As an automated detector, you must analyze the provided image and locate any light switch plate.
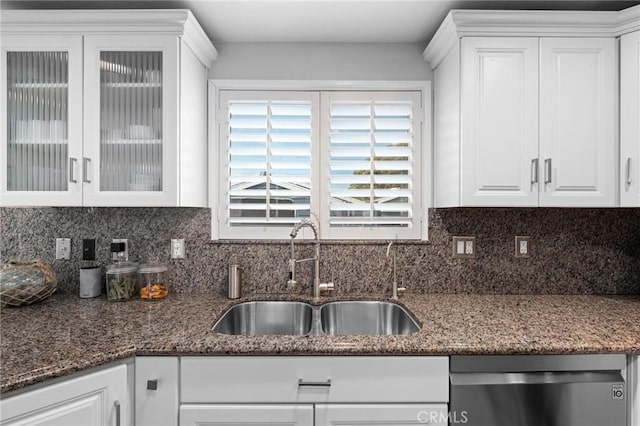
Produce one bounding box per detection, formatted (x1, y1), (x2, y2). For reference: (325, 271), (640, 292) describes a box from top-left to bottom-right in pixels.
(55, 238), (71, 260)
(515, 236), (530, 258)
(452, 236), (475, 259)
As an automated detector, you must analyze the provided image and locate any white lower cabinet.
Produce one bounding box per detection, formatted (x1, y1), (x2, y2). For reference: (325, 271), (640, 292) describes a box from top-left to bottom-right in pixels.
(179, 404), (447, 426)
(135, 357), (179, 426)
(180, 405), (314, 426)
(0, 364), (130, 426)
(316, 404), (448, 426)
(177, 356), (449, 426)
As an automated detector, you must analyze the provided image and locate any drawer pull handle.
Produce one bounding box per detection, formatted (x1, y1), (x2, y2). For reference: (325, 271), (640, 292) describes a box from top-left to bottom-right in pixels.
(298, 378), (332, 387)
(626, 157), (632, 185)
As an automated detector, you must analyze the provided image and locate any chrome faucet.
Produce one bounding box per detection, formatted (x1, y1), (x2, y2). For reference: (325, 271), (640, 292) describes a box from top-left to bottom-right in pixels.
(386, 242), (406, 300)
(288, 219), (334, 301)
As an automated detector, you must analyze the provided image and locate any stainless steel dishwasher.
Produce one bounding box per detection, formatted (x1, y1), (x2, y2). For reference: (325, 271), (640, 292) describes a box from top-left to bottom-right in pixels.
(450, 354), (627, 426)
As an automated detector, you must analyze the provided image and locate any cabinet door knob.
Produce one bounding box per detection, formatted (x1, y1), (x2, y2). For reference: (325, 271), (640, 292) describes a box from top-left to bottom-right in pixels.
(626, 157), (632, 185)
(147, 379), (158, 390)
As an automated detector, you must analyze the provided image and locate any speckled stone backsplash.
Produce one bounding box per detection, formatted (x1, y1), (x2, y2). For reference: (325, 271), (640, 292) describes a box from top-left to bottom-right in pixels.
(1, 207), (639, 295)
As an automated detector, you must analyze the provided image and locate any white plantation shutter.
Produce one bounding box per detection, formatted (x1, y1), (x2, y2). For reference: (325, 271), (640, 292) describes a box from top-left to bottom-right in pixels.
(219, 91), (319, 239)
(216, 89), (424, 240)
(321, 91), (422, 239)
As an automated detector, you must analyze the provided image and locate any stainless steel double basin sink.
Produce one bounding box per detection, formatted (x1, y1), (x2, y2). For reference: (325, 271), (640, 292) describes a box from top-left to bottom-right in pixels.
(212, 300), (420, 336)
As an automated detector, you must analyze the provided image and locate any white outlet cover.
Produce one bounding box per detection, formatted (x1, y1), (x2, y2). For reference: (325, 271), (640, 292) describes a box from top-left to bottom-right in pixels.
(465, 240), (474, 255)
(515, 236), (530, 258)
(452, 236), (476, 259)
(171, 239), (185, 259)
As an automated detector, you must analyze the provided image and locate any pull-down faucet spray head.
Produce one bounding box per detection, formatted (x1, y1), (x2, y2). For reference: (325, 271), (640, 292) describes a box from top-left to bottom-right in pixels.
(290, 219), (318, 240)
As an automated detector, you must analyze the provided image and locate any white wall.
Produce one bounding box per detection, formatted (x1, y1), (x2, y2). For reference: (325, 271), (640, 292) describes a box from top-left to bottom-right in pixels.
(210, 42), (433, 81)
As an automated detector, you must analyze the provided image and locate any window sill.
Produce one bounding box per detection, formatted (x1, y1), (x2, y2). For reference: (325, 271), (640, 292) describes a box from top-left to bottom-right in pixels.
(207, 239), (431, 245)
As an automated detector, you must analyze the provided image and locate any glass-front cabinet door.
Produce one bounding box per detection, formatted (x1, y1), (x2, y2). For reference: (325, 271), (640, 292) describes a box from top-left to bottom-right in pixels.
(1, 35), (83, 206)
(83, 35), (178, 206)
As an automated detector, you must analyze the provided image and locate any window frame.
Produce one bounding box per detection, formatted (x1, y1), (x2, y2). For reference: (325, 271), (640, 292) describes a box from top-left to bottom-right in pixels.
(209, 80), (431, 241)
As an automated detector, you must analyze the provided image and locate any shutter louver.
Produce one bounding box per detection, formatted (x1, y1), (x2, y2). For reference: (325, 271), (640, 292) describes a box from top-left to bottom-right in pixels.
(227, 99), (312, 226)
(328, 100), (414, 228)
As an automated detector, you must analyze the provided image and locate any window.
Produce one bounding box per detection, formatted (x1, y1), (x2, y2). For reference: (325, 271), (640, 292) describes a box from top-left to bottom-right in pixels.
(214, 88), (426, 240)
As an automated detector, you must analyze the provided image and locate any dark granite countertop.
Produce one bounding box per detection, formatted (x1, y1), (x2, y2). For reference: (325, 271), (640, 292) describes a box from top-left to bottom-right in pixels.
(1, 292), (639, 394)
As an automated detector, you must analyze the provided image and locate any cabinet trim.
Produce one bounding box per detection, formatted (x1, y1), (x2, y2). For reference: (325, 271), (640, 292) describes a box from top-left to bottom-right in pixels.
(424, 6), (640, 69)
(0, 10), (217, 66)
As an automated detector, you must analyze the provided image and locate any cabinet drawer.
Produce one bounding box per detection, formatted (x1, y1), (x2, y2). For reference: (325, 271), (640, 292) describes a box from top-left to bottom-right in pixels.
(180, 356), (448, 403)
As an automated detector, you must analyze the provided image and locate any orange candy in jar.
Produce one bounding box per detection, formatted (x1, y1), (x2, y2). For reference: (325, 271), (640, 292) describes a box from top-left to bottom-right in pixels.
(138, 264), (169, 300)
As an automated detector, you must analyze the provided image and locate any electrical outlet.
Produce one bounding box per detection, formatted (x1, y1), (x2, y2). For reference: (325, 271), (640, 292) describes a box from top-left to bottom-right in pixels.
(171, 239), (185, 259)
(55, 238), (71, 260)
(112, 239), (129, 261)
(452, 236), (475, 259)
(515, 236), (530, 258)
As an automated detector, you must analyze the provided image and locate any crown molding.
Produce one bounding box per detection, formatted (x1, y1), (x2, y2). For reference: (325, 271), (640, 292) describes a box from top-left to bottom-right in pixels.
(618, 4), (640, 36)
(1, 9), (217, 66)
(422, 12), (457, 70)
(423, 7), (639, 69)
(182, 10), (218, 66)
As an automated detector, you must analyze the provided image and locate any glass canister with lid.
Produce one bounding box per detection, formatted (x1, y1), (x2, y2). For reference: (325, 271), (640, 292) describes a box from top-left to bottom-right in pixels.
(138, 263), (169, 300)
(106, 262), (139, 301)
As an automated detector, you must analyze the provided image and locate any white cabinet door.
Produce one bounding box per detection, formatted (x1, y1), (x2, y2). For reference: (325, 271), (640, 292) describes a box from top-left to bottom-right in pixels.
(0, 35), (83, 206)
(83, 35), (179, 206)
(315, 404), (449, 426)
(621, 31), (640, 207)
(0, 364), (129, 426)
(135, 357), (179, 426)
(460, 37), (539, 206)
(179, 405), (314, 426)
(539, 38), (616, 207)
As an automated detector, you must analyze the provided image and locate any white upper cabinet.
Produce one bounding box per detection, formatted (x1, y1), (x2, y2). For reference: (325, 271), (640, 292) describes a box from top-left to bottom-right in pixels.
(621, 30), (640, 207)
(539, 38), (616, 207)
(425, 8), (637, 208)
(0, 35), (84, 206)
(83, 35), (179, 206)
(0, 10), (217, 207)
(460, 37), (539, 206)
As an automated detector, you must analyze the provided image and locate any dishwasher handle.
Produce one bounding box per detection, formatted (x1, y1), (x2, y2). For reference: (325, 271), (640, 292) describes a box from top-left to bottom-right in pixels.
(450, 370), (624, 386)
